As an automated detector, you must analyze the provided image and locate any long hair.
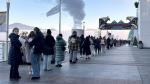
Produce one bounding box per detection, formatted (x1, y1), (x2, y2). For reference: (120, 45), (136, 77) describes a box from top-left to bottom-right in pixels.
(27, 31), (34, 39)
(34, 27), (41, 34)
(12, 27), (19, 33)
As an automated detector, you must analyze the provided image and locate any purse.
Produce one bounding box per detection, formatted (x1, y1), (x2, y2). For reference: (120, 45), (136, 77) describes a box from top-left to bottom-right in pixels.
(58, 41), (66, 51)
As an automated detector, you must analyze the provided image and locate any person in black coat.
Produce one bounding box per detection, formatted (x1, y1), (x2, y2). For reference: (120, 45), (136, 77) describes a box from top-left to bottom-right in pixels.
(107, 37), (111, 50)
(95, 38), (100, 54)
(79, 34), (85, 58)
(8, 28), (23, 79)
(43, 29), (55, 71)
(82, 36), (91, 59)
(29, 27), (45, 79)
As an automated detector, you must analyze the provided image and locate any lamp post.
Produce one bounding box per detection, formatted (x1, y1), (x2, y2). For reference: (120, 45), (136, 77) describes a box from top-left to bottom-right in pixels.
(134, 1), (139, 42)
(83, 22), (85, 35)
(6, 0), (10, 61)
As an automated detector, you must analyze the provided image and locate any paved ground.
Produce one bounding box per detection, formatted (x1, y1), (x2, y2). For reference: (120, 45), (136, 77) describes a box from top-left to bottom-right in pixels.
(0, 44), (150, 84)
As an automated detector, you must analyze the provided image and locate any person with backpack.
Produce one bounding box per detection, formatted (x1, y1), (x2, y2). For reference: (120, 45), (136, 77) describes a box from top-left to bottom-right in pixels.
(29, 27), (45, 79)
(68, 31), (81, 63)
(55, 34), (66, 67)
(101, 37), (106, 53)
(43, 29), (55, 70)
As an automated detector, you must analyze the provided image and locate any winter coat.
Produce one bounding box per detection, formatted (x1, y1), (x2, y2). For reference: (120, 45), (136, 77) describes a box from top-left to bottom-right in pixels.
(80, 35), (84, 48)
(110, 40), (114, 44)
(107, 38), (111, 44)
(94, 39), (100, 48)
(55, 35), (66, 61)
(82, 38), (91, 55)
(8, 33), (23, 65)
(68, 35), (81, 50)
(43, 35), (55, 55)
(29, 32), (45, 54)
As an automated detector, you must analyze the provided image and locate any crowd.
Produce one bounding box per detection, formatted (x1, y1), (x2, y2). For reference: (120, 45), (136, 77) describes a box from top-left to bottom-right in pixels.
(8, 27), (126, 80)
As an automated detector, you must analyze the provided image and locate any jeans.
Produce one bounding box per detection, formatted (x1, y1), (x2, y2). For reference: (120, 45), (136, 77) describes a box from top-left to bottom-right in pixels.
(90, 45), (95, 54)
(101, 45), (105, 53)
(55, 61), (62, 65)
(31, 52), (42, 77)
(43, 55), (52, 70)
(10, 65), (19, 78)
(70, 50), (78, 62)
(99, 45), (101, 51)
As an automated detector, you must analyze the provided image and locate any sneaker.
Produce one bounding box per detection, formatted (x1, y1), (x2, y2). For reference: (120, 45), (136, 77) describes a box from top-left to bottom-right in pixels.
(29, 71), (33, 74)
(56, 65), (59, 67)
(47, 69), (52, 71)
(69, 60), (72, 63)
(31, 77), (40, 79)
(72, 62), (76, 63)
(88, 57), (91, 59)
(85, 58), (87, 60)
(58, 64), (62, 67)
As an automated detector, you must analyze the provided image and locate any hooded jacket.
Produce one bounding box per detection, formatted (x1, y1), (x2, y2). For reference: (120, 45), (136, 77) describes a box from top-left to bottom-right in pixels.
(43, 30), (55, 55)
(8, 33), (23, 65)
(68, 32), (81, 50)
(29, 32), (45, 54)
(55, 35), (66, 61)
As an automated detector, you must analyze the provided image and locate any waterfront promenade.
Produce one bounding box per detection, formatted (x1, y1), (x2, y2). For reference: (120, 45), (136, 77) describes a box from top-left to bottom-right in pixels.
(0, 44), (150, 84)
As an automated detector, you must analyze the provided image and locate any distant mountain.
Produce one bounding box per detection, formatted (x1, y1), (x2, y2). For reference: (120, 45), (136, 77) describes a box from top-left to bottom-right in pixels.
(42, 28), (57, 31)
(9, 23), (35, 30)
(86, 29), (97, 31)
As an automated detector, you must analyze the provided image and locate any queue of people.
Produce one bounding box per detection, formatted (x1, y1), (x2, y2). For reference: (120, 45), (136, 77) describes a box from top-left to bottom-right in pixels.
(8, 27), (120, 80)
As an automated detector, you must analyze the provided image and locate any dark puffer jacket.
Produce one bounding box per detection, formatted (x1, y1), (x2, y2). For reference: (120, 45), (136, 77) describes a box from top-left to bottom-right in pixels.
(8, 33), (23, 65)
(43, 34), (55, 55)
(80, 35), (84, 48)
(29, 32), (45, 54)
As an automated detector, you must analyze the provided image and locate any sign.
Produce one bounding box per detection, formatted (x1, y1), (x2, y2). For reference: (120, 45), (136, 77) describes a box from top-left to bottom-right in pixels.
(0, 12), (6, 32)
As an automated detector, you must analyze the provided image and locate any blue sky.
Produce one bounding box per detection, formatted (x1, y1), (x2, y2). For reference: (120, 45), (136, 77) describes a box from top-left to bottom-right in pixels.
(0, 0), (137, 31)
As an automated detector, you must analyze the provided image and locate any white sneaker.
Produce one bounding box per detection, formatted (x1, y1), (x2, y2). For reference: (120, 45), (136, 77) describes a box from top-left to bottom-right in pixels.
(29, 71), (33, 74)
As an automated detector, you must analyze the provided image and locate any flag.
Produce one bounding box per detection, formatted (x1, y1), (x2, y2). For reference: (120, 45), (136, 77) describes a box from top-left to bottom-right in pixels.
(47, 4), (60, 17)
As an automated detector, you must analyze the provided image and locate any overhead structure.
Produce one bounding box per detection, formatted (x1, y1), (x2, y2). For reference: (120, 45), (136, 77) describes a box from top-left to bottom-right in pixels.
(99, 16), (138, 30)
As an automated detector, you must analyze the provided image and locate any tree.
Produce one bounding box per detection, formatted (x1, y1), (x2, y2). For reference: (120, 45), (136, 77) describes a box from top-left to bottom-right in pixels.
(133, 36), (138, 46)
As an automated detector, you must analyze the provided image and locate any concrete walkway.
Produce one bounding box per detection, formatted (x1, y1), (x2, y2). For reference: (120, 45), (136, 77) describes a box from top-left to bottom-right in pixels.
(0, 44), (150, 84)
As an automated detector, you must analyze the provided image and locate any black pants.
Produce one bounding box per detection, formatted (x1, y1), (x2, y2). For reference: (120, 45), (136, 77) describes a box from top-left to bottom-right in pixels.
(95, 47), (99, 54)
(107, 44), (110, 50)
(10, 65), (19, 78)
(80, 47), (85, 55)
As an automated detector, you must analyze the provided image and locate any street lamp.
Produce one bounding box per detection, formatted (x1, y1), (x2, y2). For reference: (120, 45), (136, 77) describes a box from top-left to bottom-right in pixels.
(83, 22), (85, 30)
(6, 0), (10, 61)
(134, 1), (139, 8)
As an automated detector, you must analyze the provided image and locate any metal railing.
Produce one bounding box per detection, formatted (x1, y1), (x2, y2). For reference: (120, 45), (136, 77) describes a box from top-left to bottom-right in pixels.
(0, 41), (10, 62)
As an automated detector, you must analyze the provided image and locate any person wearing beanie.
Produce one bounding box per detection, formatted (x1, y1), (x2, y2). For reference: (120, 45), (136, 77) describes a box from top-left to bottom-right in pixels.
(43, 29), (55, 71)
(68, 31), (81, 63)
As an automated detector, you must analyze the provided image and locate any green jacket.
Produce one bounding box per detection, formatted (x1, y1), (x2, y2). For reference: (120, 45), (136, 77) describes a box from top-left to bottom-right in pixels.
(55, 35), (66, 61)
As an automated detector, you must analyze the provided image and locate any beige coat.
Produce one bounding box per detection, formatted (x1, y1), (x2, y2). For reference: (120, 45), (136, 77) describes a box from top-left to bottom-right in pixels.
(25, 38), (33, 63)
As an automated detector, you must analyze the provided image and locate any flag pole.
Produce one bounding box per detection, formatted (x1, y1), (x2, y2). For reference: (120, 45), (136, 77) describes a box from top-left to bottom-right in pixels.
(59, 0), (61, 34)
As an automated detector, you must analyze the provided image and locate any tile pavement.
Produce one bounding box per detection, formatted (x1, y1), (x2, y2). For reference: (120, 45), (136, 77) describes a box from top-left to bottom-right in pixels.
(0, 44), (149, 84)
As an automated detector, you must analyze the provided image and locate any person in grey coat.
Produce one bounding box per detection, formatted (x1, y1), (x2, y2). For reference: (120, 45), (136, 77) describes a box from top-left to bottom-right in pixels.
(55, 34), (66, 67)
